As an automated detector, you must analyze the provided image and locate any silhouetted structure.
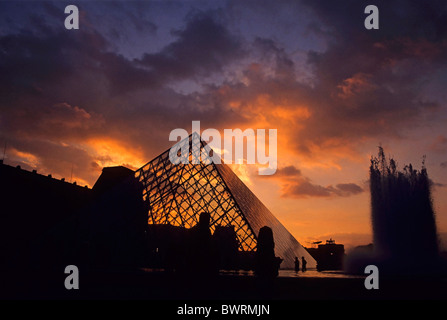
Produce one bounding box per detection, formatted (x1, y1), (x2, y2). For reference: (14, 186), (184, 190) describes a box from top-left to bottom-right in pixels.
(145, 218), (248, 273)
(186, 211), (218, 276)
(135, 133), (316, 269)
(84, 166), (148, 269)
(0, 163), (147, 276)
(306, 239), (345, 271)
(214, 225), (239, 270)
(0, 132), (316, 289)
(0, 162), (91, 272)
(255, 226), (282, 278)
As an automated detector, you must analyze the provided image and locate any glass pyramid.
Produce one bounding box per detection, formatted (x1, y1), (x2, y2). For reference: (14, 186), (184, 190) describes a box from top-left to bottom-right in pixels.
(135, 133), (316, 269)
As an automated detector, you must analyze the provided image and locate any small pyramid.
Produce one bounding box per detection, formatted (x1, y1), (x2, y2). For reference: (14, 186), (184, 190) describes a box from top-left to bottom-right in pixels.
(136, 133), (316, 269)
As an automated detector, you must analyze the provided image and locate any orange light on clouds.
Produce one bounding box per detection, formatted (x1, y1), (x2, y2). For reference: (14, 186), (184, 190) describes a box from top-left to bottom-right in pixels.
(85, 137), (146, 171)
(8, 148), (40, 168)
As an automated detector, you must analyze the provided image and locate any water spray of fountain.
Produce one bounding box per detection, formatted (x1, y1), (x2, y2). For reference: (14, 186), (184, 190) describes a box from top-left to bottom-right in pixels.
(346, 147), (443, 275)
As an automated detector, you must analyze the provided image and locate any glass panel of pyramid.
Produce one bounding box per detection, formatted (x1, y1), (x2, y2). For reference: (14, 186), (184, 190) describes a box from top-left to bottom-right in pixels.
(135, 132), (316, 269)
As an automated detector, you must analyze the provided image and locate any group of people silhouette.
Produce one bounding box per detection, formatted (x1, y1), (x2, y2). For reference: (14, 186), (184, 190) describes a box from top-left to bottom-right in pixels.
(294, 256), (307, 272)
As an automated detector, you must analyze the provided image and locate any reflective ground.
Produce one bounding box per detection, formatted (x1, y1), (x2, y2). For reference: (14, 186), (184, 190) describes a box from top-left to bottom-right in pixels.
(218, 269), (364, 278)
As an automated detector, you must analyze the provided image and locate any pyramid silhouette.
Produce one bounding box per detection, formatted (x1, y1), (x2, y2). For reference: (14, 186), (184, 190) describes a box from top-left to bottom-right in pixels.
(136, 133), (316, 269)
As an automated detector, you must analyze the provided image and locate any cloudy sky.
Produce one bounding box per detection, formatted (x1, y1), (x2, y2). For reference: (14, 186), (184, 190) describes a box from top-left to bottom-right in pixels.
(1, 0), (447, 249)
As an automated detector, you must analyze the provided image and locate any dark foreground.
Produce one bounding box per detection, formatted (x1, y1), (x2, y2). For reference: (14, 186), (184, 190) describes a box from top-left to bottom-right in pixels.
(2, 269), (447, 300)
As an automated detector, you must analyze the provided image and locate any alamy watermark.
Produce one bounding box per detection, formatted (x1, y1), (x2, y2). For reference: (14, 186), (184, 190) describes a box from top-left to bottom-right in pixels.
(168, 121), (277, 175)
(364, 265), (379, 290)
(64, 265), (79, 290)
(63, 4), (378, 31)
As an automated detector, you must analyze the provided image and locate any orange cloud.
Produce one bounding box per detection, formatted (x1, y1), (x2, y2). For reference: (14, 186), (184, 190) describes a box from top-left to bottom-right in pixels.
(7, 148), (40, 168)
(85, 137), (146, 171)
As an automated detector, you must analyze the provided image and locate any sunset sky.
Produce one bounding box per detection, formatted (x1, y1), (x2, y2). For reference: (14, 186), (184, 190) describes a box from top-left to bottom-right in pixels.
(1, 0), (447, 250)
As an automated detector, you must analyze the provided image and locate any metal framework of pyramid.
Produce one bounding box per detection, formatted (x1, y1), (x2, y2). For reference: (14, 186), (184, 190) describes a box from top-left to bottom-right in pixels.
(135, 133), (316, 269)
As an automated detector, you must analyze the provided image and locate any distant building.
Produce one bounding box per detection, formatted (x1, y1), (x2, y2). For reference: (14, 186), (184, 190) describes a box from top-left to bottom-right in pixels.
(306, 239), (345, 271)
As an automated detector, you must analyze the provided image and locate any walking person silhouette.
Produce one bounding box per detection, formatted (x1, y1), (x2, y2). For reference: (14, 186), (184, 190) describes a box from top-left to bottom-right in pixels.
(294, 257), (300, 272)
(301, 256), (307, 272)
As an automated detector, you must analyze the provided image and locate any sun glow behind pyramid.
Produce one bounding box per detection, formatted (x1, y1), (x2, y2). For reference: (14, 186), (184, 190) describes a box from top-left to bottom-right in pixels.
(135, 133), (316, 269)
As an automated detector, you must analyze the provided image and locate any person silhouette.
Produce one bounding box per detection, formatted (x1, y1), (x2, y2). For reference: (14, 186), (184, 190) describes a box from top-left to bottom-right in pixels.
(301, 256), (307, 272)
(294, 256), (300, 272)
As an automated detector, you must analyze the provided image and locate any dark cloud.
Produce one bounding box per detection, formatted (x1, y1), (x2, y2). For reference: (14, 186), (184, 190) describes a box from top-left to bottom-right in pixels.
(429, 179), (446, 189)
(302, 0), (447, 42)
(137, 11), (245, 82)
(0, 6), (249, 185)
(335, 183), (364, 195)
(281, 179), (364, 199)
(281, 0), (446, 156)
(200, 0), (447, 161)
(264, 165), (364, 198)
(274, 165), (302, 177)
(282, 179), (332, 198)
(0, 8), (243, 101)
(253, 37), (295, 80)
